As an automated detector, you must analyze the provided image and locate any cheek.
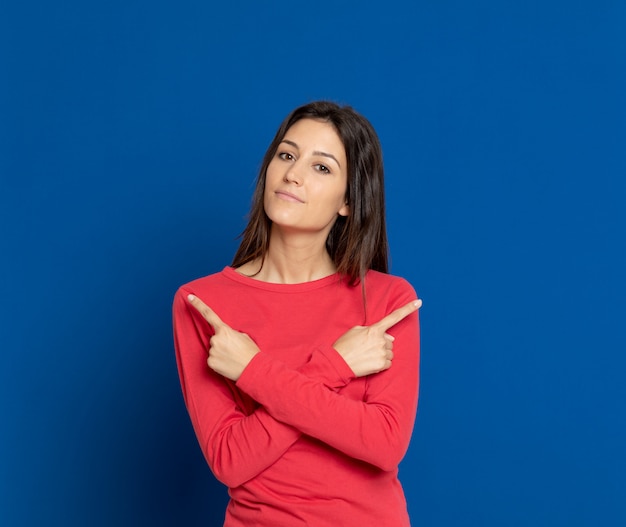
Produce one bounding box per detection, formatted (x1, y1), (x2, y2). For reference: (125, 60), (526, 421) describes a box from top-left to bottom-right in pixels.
(264, 164), (276, 185)
(308, 188), (347, 219)
(324, 181), (348, 210)
(263, 165), (278, 197)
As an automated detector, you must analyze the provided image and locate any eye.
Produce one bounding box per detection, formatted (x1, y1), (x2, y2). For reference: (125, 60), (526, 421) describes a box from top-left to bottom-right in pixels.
(314, 164), (331, 174)
(278, 152), (295, 161)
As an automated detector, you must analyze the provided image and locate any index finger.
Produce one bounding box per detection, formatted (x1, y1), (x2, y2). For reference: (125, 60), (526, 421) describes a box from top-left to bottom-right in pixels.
(187, 294), (225, 329)
(372, 299), (422, 332)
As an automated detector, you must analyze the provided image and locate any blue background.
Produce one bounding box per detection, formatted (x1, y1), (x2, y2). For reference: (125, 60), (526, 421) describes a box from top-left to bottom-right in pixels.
(2, 1), (625, 525)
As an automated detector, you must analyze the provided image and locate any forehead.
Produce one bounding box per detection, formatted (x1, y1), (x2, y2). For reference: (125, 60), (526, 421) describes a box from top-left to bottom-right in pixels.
(283, 119), (345, 158)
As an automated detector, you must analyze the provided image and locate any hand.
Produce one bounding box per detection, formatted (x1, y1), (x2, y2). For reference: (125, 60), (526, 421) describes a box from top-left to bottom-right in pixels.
(332, 299), (422, 377)
(187, 294), (260, 381)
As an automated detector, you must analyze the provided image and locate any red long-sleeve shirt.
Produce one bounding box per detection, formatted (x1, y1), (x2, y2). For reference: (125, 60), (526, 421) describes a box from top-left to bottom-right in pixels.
(173, 266), (420, 526)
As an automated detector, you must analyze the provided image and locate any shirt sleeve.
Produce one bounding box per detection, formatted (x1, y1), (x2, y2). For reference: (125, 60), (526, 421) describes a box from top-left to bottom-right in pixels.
(172, 288), (354, 488)
(235, 280), (420, 472)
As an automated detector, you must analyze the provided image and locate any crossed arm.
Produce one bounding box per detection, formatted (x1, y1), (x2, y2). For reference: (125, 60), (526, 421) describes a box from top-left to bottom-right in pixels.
(173, 289), (421, 487)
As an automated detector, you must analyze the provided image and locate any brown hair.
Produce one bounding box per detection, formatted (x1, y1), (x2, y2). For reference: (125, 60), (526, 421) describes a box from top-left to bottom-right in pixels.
(231, 101), (388, 286)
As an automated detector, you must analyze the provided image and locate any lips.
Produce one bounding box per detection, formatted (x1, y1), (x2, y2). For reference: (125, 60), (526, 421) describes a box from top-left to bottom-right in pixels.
(275, 190), (305, 203)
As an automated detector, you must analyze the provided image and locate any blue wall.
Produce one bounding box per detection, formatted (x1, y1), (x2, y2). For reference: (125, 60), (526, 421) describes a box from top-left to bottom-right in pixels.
(2, 1), (625, 525)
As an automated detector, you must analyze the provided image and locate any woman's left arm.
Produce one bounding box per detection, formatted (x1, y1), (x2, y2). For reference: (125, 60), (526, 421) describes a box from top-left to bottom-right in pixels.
(233, 282), (420, 471)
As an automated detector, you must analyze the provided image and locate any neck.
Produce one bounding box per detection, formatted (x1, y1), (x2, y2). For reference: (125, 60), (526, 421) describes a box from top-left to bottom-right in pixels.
(247, 227), (337, 284)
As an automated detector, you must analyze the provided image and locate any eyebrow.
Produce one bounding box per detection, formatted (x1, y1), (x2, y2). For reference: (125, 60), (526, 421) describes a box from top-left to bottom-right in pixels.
(280, 139), (341, 168)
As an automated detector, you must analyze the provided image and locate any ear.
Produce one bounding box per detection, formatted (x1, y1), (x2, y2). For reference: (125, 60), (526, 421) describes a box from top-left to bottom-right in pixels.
(338, 202), (349, 217)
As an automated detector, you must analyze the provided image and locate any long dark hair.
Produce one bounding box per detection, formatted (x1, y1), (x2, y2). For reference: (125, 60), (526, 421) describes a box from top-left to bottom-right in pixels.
(232, 101), (388, 286)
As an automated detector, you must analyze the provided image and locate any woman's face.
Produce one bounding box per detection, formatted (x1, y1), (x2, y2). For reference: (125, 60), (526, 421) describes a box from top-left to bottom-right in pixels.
(264, 118), (349, 236)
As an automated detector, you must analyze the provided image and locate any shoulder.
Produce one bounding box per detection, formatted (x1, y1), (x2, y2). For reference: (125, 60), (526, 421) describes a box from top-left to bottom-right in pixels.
(363, 271), (419, 321)
(365, 270), (417, 300)
(362, 271), (419, 323)
(173, 268), (232, 306)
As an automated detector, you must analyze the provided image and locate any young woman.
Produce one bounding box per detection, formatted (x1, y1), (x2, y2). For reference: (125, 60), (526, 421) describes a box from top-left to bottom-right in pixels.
(173, 101), (421, 526)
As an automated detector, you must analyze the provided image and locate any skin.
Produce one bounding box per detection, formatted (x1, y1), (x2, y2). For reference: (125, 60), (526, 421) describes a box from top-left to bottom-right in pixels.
(263, 118), (349, 236)
(239, 118), (350, 283)
(188, 117), (422, 380)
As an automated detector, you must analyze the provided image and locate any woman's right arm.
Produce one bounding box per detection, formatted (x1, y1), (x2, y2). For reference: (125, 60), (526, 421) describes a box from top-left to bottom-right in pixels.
(173, 289), (351, 487)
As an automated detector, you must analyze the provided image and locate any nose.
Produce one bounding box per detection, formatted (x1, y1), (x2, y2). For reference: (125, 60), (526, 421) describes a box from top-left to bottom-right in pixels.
(283, 161), (302, 185)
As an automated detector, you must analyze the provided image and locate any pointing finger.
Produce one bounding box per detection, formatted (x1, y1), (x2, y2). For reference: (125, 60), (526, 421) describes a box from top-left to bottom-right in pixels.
(187, 294), (226, 329)
(373, 299), (422, 332)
